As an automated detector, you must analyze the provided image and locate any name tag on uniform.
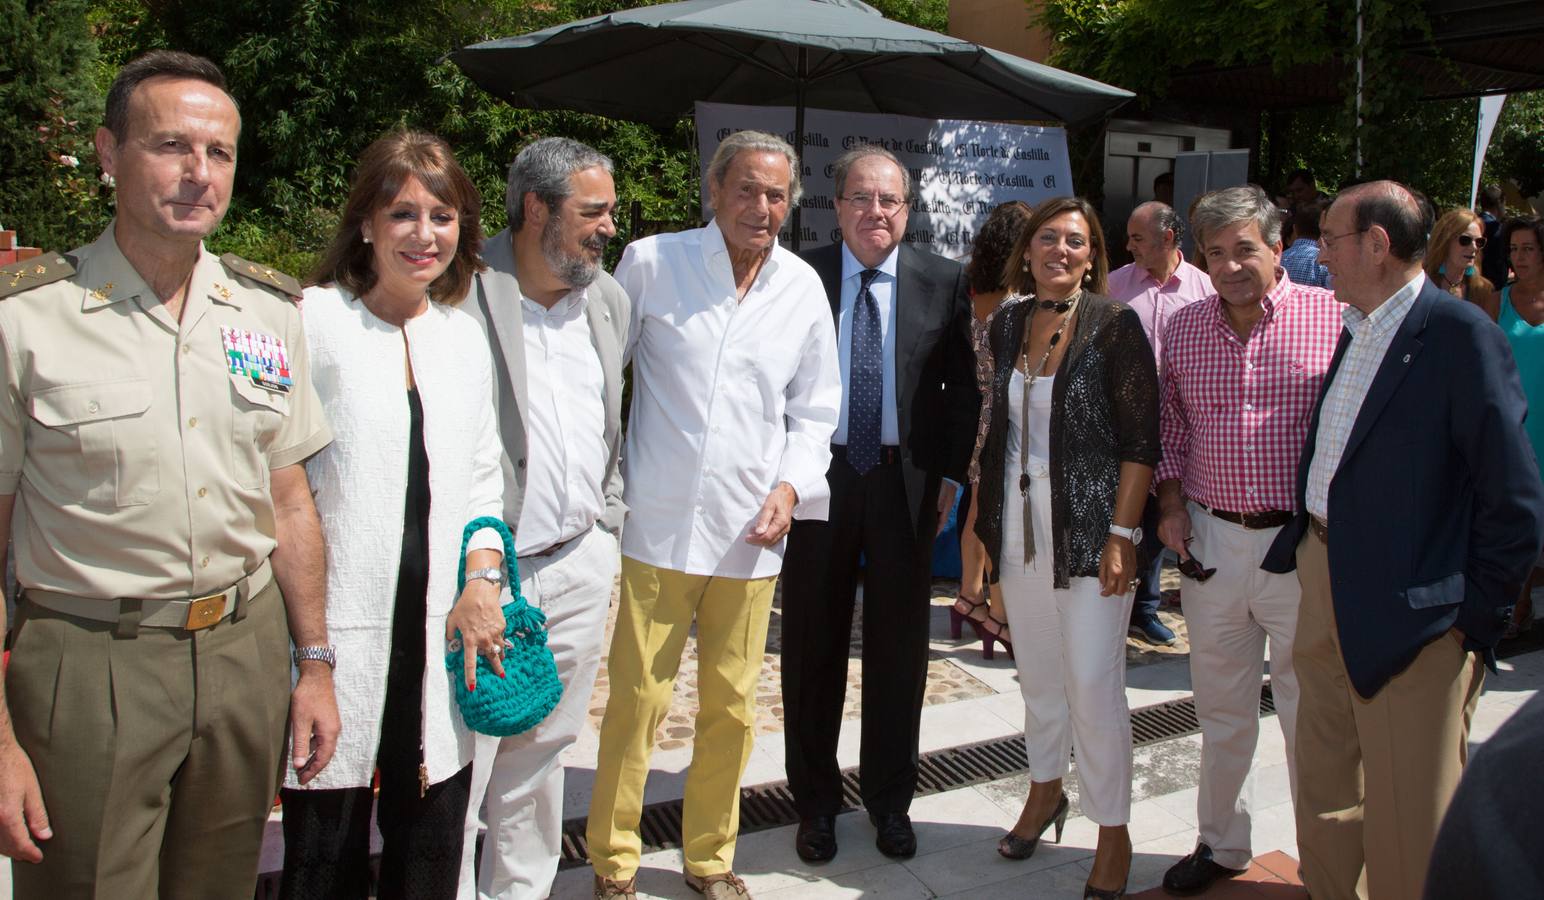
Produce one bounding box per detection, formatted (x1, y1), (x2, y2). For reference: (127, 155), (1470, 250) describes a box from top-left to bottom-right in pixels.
(220, 326), (293, 394)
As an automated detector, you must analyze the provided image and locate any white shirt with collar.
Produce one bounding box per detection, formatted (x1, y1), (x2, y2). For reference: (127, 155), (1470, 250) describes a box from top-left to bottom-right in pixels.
(515, 286), (608, 557)
(1306, 271), (1426, 519)
(615, 219), (842, 579)
(834, 242), (900, 445)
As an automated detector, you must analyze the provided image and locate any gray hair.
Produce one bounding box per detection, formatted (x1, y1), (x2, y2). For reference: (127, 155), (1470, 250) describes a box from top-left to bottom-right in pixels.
(833, 146), (912, 202)
(706, 130), (803, 205)
(1191, 185), (1282, 248)
(1133, 200), (1184, 247)
(505, 137), (614, 231)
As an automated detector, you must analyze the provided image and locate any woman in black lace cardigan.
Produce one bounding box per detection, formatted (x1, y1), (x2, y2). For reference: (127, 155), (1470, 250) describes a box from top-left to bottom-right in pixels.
(973, 197), (1159, 899)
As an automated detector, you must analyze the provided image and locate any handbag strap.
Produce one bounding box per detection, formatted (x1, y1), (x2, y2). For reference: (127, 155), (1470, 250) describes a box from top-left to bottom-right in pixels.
(457, 515), (521, 600)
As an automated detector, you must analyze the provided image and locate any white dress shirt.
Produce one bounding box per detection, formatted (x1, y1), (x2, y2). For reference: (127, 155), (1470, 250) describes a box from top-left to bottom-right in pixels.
(834, 243), (899, 445)
(616, 219), (842, 579)
(1305, 272), (1425, 519)
(515, 288), (608, 557)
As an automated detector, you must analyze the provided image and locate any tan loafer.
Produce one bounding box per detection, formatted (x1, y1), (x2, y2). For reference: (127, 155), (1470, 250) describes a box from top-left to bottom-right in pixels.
(685, 870), (752, 899)
(594, 873), (638, 899)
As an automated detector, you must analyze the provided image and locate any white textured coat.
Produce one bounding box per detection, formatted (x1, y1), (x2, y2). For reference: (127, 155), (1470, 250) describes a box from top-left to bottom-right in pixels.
(286, 285), (504, 791)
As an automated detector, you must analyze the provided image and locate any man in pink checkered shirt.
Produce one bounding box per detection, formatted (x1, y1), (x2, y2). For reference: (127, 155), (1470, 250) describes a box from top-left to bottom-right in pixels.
(1152, 186), (1344, 896)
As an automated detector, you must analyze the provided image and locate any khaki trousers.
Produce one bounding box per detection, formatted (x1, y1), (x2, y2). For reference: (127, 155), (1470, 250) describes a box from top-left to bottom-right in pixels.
(6, 578), (291, 900)
(586, 557), (777, 880)
(1293, 532), (1483, 900)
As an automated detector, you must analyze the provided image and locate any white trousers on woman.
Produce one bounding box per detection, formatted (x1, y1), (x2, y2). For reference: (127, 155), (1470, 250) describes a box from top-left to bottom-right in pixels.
(456, 525), (619, 900)
(997, 465), (1135, 826)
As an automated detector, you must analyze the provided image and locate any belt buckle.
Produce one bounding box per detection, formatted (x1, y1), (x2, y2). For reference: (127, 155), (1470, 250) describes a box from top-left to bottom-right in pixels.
(184, 591), (227, 630)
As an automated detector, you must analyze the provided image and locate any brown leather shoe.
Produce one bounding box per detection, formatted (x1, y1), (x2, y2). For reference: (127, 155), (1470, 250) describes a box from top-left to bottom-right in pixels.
(685, 870), (752, 899)
(594, 873), (638, 899)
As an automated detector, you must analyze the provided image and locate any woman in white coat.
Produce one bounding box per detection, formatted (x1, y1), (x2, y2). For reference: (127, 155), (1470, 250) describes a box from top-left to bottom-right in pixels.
(278, 131), (507, 900)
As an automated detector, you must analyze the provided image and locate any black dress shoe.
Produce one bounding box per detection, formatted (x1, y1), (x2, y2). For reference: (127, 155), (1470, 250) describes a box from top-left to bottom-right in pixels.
(1162, 842), (1247, 896)
(869, 812), (916, 858)
(795, 815), (837, 862)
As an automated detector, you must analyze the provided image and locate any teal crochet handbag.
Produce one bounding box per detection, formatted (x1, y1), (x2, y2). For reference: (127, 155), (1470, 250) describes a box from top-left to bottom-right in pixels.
(445, 516), (563, 737)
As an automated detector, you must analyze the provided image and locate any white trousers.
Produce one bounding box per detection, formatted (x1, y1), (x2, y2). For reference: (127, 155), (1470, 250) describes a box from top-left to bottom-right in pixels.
(457, 525), (619, 900)
(1182, 503), (1301, 871)
(997, 466), (1135, 826)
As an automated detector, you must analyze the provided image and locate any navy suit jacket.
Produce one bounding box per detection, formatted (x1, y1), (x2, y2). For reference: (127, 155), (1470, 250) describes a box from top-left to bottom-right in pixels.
(1263, 278), (1544, 699)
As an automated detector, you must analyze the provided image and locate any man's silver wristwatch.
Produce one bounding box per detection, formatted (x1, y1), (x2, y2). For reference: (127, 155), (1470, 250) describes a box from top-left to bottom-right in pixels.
(293, 645), (337, 670)
(466, 567), (505, 589)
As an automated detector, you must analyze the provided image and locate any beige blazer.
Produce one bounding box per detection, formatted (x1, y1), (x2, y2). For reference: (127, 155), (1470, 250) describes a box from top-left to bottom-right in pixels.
(462, 228), (630, 537)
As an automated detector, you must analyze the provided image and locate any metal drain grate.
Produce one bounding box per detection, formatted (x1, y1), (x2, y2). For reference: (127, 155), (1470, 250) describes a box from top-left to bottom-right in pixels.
(554, 681), (1276, 868)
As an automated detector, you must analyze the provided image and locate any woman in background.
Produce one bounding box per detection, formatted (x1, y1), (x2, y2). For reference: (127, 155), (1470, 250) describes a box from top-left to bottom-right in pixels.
(1425, 208), (1498, 320)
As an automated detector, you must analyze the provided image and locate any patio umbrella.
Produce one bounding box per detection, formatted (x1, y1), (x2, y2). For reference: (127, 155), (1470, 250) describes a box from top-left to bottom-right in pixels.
(449, 0), (1130, 129)
(448, 0), (1132, 243)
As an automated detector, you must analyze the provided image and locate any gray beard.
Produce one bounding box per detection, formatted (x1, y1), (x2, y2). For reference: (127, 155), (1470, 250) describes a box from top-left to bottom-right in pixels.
(542, 218), (602, 289)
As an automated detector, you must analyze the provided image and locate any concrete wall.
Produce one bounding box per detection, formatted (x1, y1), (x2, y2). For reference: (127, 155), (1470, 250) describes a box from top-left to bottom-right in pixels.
(948, 0), (1054, 64)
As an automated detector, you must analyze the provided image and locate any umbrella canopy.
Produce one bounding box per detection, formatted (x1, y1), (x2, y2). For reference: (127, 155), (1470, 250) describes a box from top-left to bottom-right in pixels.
(448, 0), (1132, 129)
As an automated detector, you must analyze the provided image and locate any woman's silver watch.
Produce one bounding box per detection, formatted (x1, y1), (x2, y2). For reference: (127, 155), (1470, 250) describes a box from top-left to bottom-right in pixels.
(466, 566), (505, 589)
(1108, 524), (1143, 545)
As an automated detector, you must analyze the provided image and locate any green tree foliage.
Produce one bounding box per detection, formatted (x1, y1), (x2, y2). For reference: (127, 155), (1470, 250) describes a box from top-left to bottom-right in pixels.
(1484, 92), (1544, 202)
(1037, 0), (1537, 208)
(0, 0), (113, 249)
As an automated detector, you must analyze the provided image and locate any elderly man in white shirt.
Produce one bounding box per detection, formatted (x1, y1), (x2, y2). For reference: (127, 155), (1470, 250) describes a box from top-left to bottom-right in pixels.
(455, 138), (632, 900)
(586, 130), (841, 900)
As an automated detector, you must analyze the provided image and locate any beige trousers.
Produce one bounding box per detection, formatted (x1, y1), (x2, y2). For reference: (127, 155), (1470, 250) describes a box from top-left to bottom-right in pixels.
(6, 579), (291, 900)
(1292, 532), (1483, 900)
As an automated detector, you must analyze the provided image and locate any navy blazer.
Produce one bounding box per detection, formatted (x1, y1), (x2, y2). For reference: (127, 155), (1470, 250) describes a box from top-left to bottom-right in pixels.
(1263, 278), (1544, 699)
(801, 241), (977, 538)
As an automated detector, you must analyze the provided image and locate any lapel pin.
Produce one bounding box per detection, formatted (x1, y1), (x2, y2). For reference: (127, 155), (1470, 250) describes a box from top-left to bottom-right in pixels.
(1403, 353), (1411, 363)
(90, 282), (115, 302)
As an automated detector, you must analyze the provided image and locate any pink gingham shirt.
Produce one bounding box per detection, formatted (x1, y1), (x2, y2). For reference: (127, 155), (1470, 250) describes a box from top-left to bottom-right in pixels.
(1107, 256), (1214, 369)
(1156, 273), (1344, 513)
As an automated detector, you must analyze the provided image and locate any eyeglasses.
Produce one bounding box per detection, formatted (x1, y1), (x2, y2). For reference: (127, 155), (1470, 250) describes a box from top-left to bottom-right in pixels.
(1319, 228), (1368, 250)
(1177, 549), (1217, 583)
(1457, 234), (1487, 249)
(840, 192), (906, 213)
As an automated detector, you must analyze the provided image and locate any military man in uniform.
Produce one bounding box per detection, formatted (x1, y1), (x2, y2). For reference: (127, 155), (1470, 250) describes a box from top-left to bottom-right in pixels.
(0, 50), (338, 899)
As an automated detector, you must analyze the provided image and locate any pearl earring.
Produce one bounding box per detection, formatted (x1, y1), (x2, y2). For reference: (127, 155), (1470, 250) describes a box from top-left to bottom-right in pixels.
(363, 236), (372, 244)
(1021, 259), (1030, 272)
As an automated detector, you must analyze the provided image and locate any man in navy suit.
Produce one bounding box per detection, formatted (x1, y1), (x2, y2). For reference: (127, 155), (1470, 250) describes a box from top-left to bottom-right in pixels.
(1263, 181), (1544, 900)
(780, 146), (977, 862)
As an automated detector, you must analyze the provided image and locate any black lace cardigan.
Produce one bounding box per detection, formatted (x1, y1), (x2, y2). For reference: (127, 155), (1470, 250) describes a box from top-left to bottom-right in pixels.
(973, 293), (1160, 589)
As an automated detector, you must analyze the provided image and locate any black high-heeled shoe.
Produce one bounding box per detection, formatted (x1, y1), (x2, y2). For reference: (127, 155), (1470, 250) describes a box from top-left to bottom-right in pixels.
(997, 791), (1068, 859)
(949, 593), (988, 640)
(1082, 880), (1126, 899)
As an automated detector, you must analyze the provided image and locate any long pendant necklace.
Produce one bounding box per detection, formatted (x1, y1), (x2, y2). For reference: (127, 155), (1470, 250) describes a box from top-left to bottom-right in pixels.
(1018, 291), (1080, 563)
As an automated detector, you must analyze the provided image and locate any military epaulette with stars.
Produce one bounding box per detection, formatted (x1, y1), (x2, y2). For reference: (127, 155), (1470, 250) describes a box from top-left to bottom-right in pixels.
(0, 254), (76, 299)
(220, 253), (303, 301)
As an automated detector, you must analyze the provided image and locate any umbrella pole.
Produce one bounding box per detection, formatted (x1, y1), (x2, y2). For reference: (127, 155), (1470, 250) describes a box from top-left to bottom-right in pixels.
(791, 48), (807, 252)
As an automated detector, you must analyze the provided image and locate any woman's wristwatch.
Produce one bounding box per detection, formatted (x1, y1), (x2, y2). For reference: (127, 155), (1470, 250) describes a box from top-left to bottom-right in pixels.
(1108, 524), (1143, 545)
(466, 567), (505, 589)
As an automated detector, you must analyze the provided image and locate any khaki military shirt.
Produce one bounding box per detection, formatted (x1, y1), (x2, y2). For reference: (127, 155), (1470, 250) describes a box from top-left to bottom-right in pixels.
(0, 224), (331, 601)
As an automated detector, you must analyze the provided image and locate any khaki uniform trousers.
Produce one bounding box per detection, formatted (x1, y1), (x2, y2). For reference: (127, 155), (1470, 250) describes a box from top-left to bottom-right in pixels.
(1293, 532), (1483, 900)
(586, 557), (778, 880)
(6, 578), (291, 900)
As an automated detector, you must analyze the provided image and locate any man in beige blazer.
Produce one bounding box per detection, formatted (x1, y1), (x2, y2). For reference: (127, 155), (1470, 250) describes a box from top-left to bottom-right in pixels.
(456, 137), (630, 900)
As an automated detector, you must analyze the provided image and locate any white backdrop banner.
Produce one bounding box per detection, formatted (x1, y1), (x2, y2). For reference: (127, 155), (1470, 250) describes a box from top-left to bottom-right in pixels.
(695, 101), (1073, 259)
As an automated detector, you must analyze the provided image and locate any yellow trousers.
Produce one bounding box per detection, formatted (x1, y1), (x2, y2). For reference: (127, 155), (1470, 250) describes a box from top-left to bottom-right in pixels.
(587, 557), (777, 879)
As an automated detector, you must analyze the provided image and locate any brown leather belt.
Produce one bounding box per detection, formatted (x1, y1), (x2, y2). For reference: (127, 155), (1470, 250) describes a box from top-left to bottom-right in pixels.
(1310, 515), (1330, 544)
(1197, 504), (1293, 530)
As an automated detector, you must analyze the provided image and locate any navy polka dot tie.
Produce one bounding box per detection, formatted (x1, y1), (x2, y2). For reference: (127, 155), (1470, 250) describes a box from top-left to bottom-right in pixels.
(848, 268), (883, 475)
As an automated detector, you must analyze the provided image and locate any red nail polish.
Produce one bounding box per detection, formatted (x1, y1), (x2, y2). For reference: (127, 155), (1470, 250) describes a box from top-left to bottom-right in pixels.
(469, 683), (476, 692)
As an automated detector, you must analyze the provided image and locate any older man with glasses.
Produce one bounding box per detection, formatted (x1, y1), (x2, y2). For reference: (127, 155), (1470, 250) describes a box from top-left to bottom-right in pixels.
(1153, 186), (1343, 895)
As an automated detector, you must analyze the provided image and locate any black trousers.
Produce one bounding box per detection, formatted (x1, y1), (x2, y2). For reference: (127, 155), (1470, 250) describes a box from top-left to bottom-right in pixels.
(781, 450), (935, 818)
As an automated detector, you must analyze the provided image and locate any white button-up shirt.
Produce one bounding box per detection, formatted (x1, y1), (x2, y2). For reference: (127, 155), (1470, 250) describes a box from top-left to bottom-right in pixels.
(514, 288), (608, 557)
(616, 220), (842, 579)
(834, 243), (899, 445)
(1305, 272), (1425, 519)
